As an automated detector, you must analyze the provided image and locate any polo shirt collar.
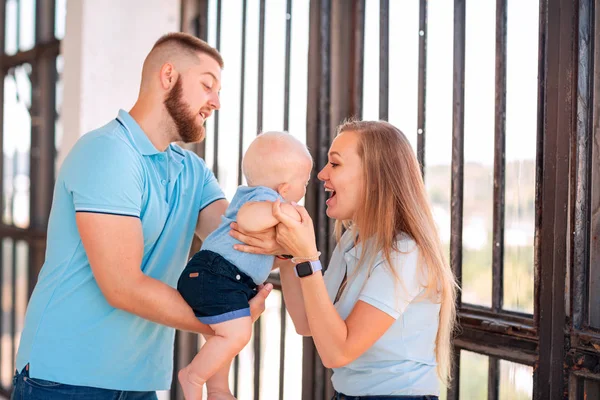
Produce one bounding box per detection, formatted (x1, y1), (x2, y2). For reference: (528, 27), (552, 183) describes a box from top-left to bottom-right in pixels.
(117, 109), (161, 156)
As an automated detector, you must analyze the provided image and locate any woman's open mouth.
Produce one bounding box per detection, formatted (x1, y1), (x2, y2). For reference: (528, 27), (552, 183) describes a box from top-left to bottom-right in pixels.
(325, 187), (336, 205)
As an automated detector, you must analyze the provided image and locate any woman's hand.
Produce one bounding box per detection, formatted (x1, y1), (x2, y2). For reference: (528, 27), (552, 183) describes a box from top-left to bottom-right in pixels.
(230, 223), (286, 255)
(272, 200), (319, 257)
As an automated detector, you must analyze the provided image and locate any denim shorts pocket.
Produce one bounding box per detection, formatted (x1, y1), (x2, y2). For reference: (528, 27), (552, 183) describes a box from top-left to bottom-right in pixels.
(23, 376), (62, 389)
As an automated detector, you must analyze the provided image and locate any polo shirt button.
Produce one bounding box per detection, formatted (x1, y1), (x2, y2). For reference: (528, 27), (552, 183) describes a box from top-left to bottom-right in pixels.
(235, 274), (241, 280)
(157, 155), (165, 161)
(161, 179), (167, 185)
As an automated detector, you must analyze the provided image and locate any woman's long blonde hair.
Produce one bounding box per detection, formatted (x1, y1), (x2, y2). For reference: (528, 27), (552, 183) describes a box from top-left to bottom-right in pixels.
(334, 119), (457, 386)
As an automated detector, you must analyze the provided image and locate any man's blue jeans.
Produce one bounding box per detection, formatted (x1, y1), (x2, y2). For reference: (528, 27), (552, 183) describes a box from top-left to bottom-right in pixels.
(332, 391), (439, 400)
(11, 366), (158, 400)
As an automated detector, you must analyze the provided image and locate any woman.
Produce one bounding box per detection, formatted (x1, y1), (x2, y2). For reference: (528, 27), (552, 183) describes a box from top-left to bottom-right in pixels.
(232, 120), (457, 399)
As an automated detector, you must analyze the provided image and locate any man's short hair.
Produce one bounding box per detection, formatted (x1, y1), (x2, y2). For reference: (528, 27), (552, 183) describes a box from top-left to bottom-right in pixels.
(152, 32), (224, 68)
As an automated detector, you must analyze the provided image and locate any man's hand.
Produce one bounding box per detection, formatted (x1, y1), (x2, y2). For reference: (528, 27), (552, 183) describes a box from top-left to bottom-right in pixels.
(229, 222), (286, 256)
(249, 283), (273, 322)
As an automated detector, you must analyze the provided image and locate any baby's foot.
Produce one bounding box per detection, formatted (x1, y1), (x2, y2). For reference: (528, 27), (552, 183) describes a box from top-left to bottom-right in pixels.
(178, 367), (204, 400)
(207, 390), (237, 400)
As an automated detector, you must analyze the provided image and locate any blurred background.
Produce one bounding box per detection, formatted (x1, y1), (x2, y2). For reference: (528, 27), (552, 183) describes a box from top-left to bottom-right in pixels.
(0, 0), (598, 399)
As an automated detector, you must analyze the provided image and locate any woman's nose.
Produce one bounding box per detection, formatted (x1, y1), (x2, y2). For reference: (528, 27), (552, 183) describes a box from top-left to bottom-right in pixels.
(317, 165), (327, 181)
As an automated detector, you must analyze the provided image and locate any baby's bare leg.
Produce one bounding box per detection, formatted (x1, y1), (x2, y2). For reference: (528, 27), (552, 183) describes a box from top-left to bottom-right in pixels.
(206, 335), (235, 400)
(178, 317), (252, 400)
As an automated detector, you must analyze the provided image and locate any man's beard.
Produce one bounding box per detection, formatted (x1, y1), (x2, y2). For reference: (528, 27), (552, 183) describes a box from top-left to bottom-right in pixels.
(164, 77), (206, 143)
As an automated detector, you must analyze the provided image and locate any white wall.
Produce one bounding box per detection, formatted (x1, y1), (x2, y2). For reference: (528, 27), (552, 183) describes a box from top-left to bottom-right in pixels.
(58, 0), (180, 167)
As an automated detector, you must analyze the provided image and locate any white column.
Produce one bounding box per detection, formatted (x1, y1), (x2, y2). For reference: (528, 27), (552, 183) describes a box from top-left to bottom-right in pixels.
(58, 0), (180, 168)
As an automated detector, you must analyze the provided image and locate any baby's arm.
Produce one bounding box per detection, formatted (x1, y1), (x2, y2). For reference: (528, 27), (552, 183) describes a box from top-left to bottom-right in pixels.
(237, 201), (302, 233)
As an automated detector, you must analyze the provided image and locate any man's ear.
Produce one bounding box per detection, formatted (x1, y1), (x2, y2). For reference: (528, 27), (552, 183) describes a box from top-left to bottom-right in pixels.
(160, 63), (176, 90)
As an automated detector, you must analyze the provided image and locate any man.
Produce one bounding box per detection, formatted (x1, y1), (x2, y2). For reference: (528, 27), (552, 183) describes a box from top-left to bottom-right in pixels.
(11, 33), (277, 400)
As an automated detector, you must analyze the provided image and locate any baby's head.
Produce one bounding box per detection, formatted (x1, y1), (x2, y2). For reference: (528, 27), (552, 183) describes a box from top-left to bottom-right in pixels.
(242, 131), (313, 203)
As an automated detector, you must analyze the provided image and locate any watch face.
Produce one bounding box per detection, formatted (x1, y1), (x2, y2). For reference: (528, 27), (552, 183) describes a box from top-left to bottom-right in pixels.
(296, 262), (313, 277)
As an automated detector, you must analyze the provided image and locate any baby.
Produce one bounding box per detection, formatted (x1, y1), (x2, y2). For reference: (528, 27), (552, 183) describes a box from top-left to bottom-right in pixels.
(177, 131), (313, 399)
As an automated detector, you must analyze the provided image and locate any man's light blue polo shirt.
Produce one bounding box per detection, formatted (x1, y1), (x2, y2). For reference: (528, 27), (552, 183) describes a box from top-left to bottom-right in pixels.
(15, 110), (225, 391)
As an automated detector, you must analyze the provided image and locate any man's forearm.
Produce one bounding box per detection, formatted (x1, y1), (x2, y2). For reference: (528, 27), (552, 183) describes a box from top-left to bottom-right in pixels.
(111, 274), (213, 335)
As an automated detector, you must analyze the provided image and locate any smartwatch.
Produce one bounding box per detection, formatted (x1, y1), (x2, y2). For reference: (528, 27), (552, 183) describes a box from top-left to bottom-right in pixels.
(294, 260), (323, 278)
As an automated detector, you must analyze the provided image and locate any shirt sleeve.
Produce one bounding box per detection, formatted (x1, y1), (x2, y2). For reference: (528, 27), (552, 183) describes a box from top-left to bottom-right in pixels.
(198, 158), (226, 211)
(62, 135), (144, 218)
(358, 245), (423, 319)
(247, 187), (282, 203)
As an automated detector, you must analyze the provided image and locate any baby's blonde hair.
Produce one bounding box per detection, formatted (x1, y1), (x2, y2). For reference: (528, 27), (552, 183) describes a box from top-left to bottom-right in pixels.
(242, 131), (312, 188)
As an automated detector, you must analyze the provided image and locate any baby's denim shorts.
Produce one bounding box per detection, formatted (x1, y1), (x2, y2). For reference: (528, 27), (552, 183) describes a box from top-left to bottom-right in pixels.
(177, 250), (257, 324)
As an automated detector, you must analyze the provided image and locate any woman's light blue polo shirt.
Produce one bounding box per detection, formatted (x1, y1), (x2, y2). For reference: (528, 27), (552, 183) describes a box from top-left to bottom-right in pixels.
(15, 110), (225, 391)
(324, 229), (441, 396)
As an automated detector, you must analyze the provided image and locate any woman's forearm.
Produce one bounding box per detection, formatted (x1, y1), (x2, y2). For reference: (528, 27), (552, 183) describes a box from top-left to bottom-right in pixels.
(298, 274), (350, 368)
(279, 260), (311, 335)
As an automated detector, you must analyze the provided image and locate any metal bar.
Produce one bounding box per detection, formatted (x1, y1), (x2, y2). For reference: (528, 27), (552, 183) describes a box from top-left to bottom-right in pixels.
(351, 0), (365, 118)
(170, 333), (199, 400)
(0, 39), (60, 72)
(232, 1), (246, 368)
(330, 0), (363, 154)
(532, 0), (547, 332)
(28, 0), (55, 298)
(301, 337), (316, 400)
(450, 0), (466, 304)
(534, 0), (577, 397)
(233, 355), (240, 398)
(588, 0), (600, 329)
(454, 336), (537, 366)
(461, 303), (535, 324)
(571, 369), (600, 382)
(253, 322), (261, 400)
(237, 0), (247, 185)
(458, 311), (537, 339)
(283, 0), (292, 132)
(487, 357), (499, 400)
(169, 0), (209, 367)
(416, 0), (427, 176)
(565, 349), (600, 379)
(189, 0), (209, 158)
(257, 0), (265, 134)
(304, 0), (331, 395)
(305, 0), (332, 270)
(491, 0), (507, 313)
(16, 0), (20, 50)
(11, 239), (16, 384)
(0, 0), (5, 383)
(568, 373), (583, 400)
(379, 0), (389, 120)
(584, 379), (600, 400)
(181, 0), (209, 160)
(447, 350), (460, 400)
(0, 245), (3, 388)
(252, 5), (266, 398)
(212, 0), (222, 178)
(0, 4), (7, 387)
(0, 225), (45, 240)
(573, 0), (594, 330)
(278, 299), (287, 400)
